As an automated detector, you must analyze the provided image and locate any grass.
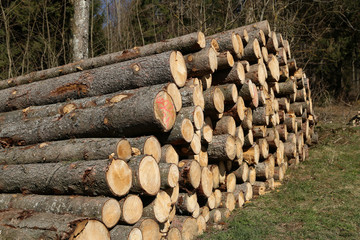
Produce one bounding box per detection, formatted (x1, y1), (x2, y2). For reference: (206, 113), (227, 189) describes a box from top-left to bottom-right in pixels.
(199, 104), (360, 240)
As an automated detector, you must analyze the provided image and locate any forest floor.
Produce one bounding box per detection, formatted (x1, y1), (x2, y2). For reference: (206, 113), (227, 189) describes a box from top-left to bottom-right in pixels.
(199, 102), (360, 240)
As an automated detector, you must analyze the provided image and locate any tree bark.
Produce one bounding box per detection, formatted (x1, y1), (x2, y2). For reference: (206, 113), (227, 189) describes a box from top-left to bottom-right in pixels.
(185, 47), (218, 77)
(0, 210), (110, 240)
(212, 62), (246, 86)
(1, 32), (205, 90)
(0, 194), (121, 228)
(0, 159), (132, 197)
(0, 51), (186, 113)
(0, 138), (131, 165)
(217, 51), (235, 70)
(207, 134), (236, 161)
(0, 88), (176, 146)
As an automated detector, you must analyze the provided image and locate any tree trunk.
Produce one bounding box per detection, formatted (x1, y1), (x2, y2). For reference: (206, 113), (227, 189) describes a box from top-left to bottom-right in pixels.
(0, 210), (109, 240)
(0, 51), (186, 113)
(0, 138), (131, 165)
(212, 62), (246, 86)
(0, 88), (176, 146)
(1, 32), (205, 90)
(72, 0), (90, 62)
(0, 159), (132, 197)
(0, 194), (120, 228)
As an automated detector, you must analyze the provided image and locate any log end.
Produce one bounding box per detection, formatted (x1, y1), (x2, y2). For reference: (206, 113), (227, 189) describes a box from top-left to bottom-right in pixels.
(139, 156), (161, 196)
(168, 164), (180, 188)
(116, 139), (132, 160)
(167, 83), (182, 112)
(200, 167), (214, 198)
(144, 136), (162, 163)
(123, 194), (143, 224)
(154, 91), (177, 132)
(237, 62), (246, 84)
(209, 47), (218, 73)
(194, 105), (204, 130)
(225, 135), (236, 160)
(198, 32), (206, 48)
(193, 85), (205, 110)
(102, 199), (121, 228)
(107, 159), (132, 197)
(70, 220), (110, 240)
(190, 133), (201, 155)
(170, 51), (187, 87)
(214, 87), (225, 114)
(182, 118), (195, 143)
(189, 160), (201, 189)
(154, 190), (172, 223)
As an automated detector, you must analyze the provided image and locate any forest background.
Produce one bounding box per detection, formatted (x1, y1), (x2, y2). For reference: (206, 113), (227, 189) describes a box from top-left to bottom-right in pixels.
(0, 0), (359, 103)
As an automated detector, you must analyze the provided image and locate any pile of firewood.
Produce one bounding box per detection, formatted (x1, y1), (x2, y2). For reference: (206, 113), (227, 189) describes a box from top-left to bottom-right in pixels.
(0, 20), (317, 240)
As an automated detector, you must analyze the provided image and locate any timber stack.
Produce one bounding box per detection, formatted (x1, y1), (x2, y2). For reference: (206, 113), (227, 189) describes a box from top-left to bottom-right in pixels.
(0, 20), (317, 240)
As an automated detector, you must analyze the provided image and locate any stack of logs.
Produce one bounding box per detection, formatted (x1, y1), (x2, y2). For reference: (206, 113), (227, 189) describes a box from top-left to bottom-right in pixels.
(0, 20), (318, 240)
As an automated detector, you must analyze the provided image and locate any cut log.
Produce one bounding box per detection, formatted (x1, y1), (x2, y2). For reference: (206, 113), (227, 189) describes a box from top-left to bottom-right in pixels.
(238, 79), (255, 102)
(135, 218), (161, 240)
(165, 184), (180, 205)
(207, 134), (236, 161)
(234, 188), (245, 208)
(257, 138), (269, 159)
(255, 162), (270, 181)
(276, 124), (288, 141)
(234, 183), (253, 201)
(206, 192), (216, 210)
(213, 116), (236, 136)
(290, 102), (304, 116)
(185, 47), (218, 77)
(0, 89), (177, 146)
(206, 32), (241, 56)
(277, 79), (296, 96)
(160, 144), (179, 165)
(203, 86), (225, 116)
(283, 40), (291, 58)
(287, 58), (297, 75)
(265, 178), (275, 190)
(243, 144), (260, 165)
(278, 97), (290, 111)
(177, 133), (201, 156)
(218, 173), (236, 193)
(178, 160), (201, 191)
(233, 162), (249, 183)
(266, 127), (280, 148)
(217, 51), (235, 70)
(242, 38), (261, 62)
(127, 155), (161, 196)
(241, 108), (253, 131)
(0, 138), (132, 165)
(212, 61), (246, 86)
(192, 203), (201, 218)
(217, 84), (238, 106)
(167, 227), (182, 240)
(266, 54), (280, 82)
(243, 130), (254, 148)
(197, 167), (214, 198)
(0, 51), (187, 113)
(223, 96), (246, 123)
(159, 163), (179, 189)
(248, 29), (267, 47)
(280, 64), (290, 81)
(110, 226), (142, 240)
(192, 146), (208, 167)
(284, 142), (297, 158)
(200, 206), (210, 222)
(128, 136), (162, 163)
(143, 190), (172, 223)
(252, 106), (269, 125)
(180, 83), (205, 110)
(248, 166), (257, 185)
(261, 46), (269, 63)
(236, 137), (244, 160)
(266, 31), (279, 53)
(252, 181), (266, 196)
(214, 189), (222, 208)
(160, 115), (194, 145)
(201, 74), (212, 90)
(252, 125), (267, 138)
(285, 113), (296, 132)
(209, 165), (220, 189)
(274, 166), (284, 181)
(0, 159), (133, 197)
(0, 210), (110, 240)
(0, 194), (121, 228)
(0, 83), (179, 125)
(170, 216), (197, 240)
(246, 63), (266, 86)
(117, 194), (144, 225)
(219, 192), (236, 212)
(208, 209), (221, 224)
(200, 119), (213, 144)
(1, 32), (205, 90)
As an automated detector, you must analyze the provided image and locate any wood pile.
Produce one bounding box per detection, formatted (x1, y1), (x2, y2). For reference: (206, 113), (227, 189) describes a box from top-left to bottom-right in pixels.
(0, 20), (317, 240)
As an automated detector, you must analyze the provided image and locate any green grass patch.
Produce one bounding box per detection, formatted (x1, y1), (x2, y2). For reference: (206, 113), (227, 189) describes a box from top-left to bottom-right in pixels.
(200, 123), (360, 240)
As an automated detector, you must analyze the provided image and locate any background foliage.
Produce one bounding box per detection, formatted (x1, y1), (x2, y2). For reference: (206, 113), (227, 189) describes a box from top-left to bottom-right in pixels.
(0, 0), (359, 102)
